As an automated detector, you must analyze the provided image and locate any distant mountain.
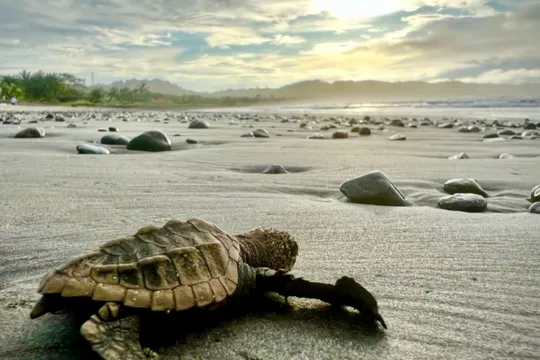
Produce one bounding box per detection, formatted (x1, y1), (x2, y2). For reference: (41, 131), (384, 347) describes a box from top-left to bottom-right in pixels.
(92, 79), (195, 96)
(92, 78), (540, 101)
(210, 80), (540, 101)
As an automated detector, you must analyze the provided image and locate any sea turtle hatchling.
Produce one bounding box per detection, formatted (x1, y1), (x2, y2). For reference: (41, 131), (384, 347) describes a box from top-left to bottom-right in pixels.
(30, 218), (387, 359)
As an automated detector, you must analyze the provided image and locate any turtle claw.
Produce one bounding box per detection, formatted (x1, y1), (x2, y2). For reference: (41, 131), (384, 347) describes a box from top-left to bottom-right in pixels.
(335, 276), (387, 329)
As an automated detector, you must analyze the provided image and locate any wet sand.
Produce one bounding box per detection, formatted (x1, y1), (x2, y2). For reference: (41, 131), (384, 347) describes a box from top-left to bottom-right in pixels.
(0, 106), (539, 360)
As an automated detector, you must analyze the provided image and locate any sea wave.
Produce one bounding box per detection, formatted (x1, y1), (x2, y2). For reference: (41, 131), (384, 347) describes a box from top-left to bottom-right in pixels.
(304, 97), (540, 110)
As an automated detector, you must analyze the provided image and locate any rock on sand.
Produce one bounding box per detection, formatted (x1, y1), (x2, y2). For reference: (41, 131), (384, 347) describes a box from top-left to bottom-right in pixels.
(101, 134), (130, 145)
(262, 164), (289, 174)
(438, 193), (487, 213)
(76, 144), (110, 155)
(444, 178), (488, 197)
(14, 127), (45, 138)
(127, 130), (172, 152)
(340, 170), (409, 206)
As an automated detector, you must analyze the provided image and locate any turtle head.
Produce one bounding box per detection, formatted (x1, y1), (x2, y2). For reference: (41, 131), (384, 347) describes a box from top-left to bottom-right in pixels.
(237, 228), (299, 272)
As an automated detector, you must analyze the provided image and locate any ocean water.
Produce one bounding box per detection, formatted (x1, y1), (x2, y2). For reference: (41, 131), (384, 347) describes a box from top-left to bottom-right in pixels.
(198, 97), (540, 120)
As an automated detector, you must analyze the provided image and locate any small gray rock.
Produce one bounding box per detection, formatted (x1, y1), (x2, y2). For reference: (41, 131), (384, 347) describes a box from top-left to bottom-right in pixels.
(67, 123), (78, 128)
(307, 133), (325, 139)
(76, 144), (110, 155)
(483, 133), (499, 139)
(14, 127), (45, 138)
(390, 119), (405, 127)
(332, 131), (348, 139)
(109, 127), (119, 132)
(444, 178), (488, 197)
(359, 127), (371, 135)
(339, 170), (409, 206)
(449, 152), (469, 160)
(438, 123), (453, 129)
(186, 138), (198, 144)
(127, 130), (172, 152)
(484, 137), (505, 142)
(101, 134), (130, 146)
(389, 133), (406, 141)
(531, 185), (540, 203)
(497, 129), (517, 136)
(499, 153), (514, 159)
(189, 119), (210, 129)
(241, 132), (254, 137)
(253, 129), (270, 138)
(262, 164), (288, 174)
(438, 193), (487, 212)
(529, 202), (540, 214)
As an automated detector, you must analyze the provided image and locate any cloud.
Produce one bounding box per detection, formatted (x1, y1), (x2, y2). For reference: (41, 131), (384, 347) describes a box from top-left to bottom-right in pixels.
(458, 68), (540, 84)
(0, 0), (539, 91)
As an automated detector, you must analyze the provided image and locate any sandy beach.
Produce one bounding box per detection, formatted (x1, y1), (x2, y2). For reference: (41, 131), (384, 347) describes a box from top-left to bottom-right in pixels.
(1, 105), (539, 360)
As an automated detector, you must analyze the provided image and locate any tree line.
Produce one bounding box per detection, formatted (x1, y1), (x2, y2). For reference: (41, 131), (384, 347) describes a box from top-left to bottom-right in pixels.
(0, 70), (289, 106)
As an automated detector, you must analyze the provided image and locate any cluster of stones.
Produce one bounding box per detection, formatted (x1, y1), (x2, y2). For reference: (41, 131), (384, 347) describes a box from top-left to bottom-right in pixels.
(340, 171), (486, 212)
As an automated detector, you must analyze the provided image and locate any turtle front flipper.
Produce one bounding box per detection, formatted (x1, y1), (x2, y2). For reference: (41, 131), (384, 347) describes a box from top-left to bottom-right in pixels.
(80, 302), (159, 360)
(255, 268), (387, 330)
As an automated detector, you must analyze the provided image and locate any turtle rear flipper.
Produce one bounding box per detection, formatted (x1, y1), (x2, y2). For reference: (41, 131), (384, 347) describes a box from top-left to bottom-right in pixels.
(80, 302), (159, 360)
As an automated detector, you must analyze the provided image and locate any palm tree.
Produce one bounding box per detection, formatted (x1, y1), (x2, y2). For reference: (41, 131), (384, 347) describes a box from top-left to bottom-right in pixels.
(0, 81), (24, 100)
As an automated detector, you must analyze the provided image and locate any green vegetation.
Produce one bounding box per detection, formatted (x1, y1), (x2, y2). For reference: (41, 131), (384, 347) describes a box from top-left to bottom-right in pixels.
(0, 70), (289, 107)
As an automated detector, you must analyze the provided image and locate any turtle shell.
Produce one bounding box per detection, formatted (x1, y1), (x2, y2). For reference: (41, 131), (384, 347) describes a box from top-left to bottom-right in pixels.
(37, 218), (241, 311)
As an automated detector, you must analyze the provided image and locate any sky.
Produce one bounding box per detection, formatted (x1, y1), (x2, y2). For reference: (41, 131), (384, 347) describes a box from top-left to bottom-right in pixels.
(1, 0), (539, 92)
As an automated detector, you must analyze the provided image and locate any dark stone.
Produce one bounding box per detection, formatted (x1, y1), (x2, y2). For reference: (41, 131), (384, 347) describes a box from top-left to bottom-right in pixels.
(339, 170), (409, 206)
(101, 134), (130, 146)
(498, 129), (517, 136)
(14, 127), (45, 138)
(186, 138), (198, 144)
(359, 127), (371, 135)
(108, 127), (119, 132)
(530, 202), (540, 214)
(127, 130), (172, 152)
(438, 193), (487, 213)
(483, 133), (499, 139)
(390, 119), (405, 127)
(332, 131), (348, 139)
(189, 119), (210, 129)
(443, 178), (488, 197)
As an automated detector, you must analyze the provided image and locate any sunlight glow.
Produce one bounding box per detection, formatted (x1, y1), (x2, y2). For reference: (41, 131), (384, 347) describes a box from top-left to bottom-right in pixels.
(311, 0), (406, 19)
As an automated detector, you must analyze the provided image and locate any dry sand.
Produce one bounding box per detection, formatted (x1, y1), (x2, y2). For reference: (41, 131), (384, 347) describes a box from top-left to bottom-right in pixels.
(0, 106), (539, 360)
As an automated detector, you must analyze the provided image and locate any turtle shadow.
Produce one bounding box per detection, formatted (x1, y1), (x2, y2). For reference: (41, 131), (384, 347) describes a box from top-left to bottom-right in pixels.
(143, 294), (386, 352)
(19, 294), (386, 359)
